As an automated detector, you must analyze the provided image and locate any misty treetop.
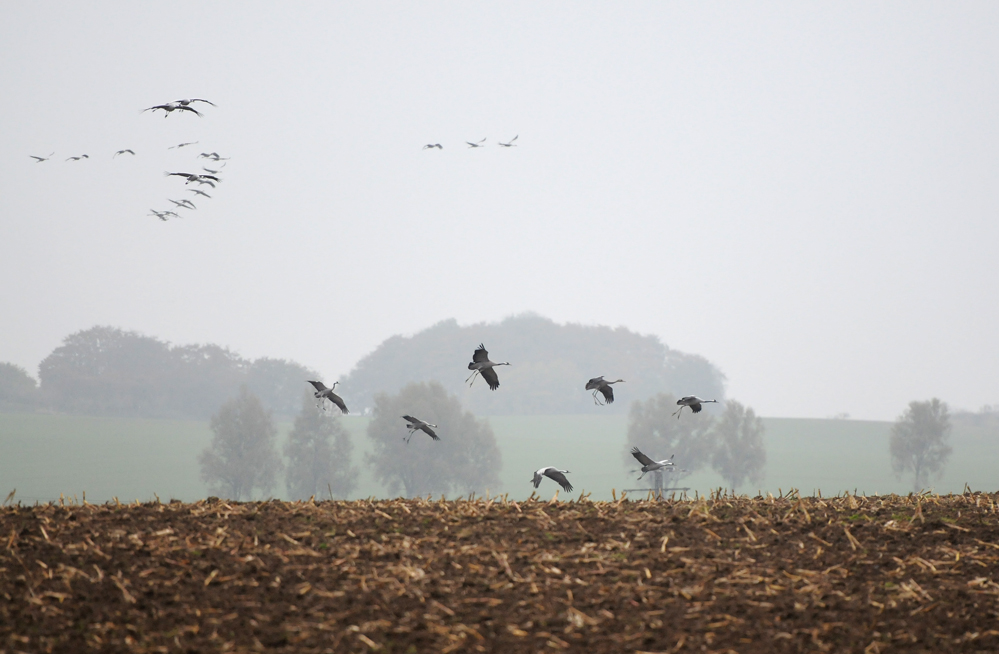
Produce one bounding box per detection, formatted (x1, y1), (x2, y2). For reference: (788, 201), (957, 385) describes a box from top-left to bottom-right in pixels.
(341, 314), (726, 415)
(365, 381), (501, 498)
(36, 326), (319, 419)
(0, 363), (40, 411)
(626, 393), (766, 493)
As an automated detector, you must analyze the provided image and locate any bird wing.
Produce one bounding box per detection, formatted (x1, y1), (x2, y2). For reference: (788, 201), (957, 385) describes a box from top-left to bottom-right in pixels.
(307, 380), (327, 392)
(544, 469), (573, 493)
(30, 156), (43, 161)
(585, 376), (603, 390)
(190, 99), (216, 106)
(177, 106), (203, 116)
(511, 135), (518, 142)
(329, 393), (349, 415)
(630, 447), (655, 466)
(480, 366), (500, 391)
(402, 415), (419, 424)
(691, 403), (703, 413)
(472, 344), (489, 363)
(599, 385), (615, 404)
(421, 424), (440, 441)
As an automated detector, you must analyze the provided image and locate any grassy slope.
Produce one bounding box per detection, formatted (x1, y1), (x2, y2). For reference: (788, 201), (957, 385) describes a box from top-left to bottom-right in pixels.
(1, 412), (995, 503)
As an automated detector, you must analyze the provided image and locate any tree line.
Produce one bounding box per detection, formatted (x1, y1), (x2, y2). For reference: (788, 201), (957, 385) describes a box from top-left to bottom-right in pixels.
(0, 326), (317, 418)
(200, 382), (499, 501)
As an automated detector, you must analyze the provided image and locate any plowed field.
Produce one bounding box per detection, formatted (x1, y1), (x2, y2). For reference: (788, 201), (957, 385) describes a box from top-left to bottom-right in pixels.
(2, 491), (999, 653)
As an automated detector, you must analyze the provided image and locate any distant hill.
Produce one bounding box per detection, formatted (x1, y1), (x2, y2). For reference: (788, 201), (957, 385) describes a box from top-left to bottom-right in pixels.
(339, 314), (726, 415)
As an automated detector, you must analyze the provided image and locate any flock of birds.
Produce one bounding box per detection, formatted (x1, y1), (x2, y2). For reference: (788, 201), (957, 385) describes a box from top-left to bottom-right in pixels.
(422, 135), (519, 150)
(308, 344), (719, 497)
(28, 98), (230, 222)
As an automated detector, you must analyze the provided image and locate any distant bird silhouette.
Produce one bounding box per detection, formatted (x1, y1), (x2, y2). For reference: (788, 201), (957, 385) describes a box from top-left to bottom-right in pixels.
(168, 198), (196, 210)
(187, 188), (212, 199)
(531, 467), (573, 493)
(630, 447), (674, 480)
(672, 396), (718, 418)
(466, 343), (509, 390)
(498, 135), (518, 147)
(173, 98), (216, 107)
(307, 380), (348, 414)
(422, 143), (443, 150)
(168, 141), (198, 149)
(585, 376), (624, 405)
(201, 166), (222, 175)
(144, 103), (202, 118)
(113, 149), (135, 157)
(166, 172), (220, 187)
(30, 152), (54, 162)
(65, 155), (89, 161)
(466, 138), (487, 148)
(198, 152), (229, 161)
(148, 209), (178, 221)
(402, 415), (439, 443)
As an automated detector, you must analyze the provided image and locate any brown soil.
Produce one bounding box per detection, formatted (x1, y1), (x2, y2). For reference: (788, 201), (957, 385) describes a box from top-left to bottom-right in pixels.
(2, 491), (998, 653)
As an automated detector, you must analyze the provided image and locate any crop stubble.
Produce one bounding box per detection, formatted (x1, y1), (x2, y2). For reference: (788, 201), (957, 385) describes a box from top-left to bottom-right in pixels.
(2, 491), (998, 653)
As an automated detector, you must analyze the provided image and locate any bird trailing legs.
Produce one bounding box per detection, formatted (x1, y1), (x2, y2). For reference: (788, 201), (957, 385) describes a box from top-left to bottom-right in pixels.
(465, 369), (481, 386)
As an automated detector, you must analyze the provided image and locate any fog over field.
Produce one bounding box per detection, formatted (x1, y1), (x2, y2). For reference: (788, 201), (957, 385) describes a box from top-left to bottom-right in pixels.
(2, 2), (998, 421)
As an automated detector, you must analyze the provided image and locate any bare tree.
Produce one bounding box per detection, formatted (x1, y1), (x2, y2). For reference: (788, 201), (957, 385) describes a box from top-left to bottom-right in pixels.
(284, 392), (359, 500)
(890, 398), (952, 492)
(365, 381), (501, 498)
(710, 400), (766, 491)
(625, 392), (715, 494)
(198, 386), (283, 500)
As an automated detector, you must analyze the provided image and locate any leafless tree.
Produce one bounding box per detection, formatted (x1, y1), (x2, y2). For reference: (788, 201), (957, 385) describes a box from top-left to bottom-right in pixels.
(710, 400), (766, 491)
(198, 386), (283, 500)
(284, 392), (358, 500)
(890, 398), (952, 492)
(365, 381), (501, 498)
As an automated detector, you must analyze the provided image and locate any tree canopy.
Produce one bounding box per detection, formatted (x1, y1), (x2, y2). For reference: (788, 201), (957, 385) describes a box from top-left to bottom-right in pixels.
(284, 392), (359, 500)
(365, 381), (502, 498)
(341, 314), (726, 415)
(198, 386), (283, 501)
(36, 326), (318, 418)
(0, 363), (40, 411)
(710, 400), (766, 491)
(625, 393), (766, 493)
(890, 398), (952, 492)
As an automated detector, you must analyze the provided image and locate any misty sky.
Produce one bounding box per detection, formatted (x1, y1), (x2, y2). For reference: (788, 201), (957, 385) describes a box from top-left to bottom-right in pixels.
(2, 2), (997, 421)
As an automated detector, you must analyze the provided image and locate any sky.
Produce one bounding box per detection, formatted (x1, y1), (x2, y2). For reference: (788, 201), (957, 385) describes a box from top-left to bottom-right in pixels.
(1, 2), (997, 421)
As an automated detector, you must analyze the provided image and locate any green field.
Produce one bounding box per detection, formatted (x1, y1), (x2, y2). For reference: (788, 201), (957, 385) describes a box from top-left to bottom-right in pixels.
(0, 411), (995, 503)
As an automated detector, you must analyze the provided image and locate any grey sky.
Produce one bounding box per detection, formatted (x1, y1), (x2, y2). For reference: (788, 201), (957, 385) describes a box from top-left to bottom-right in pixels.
(2, 2), (997, 420)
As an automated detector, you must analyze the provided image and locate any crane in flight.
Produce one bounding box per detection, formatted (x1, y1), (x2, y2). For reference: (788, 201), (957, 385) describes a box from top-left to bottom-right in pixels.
(531, 467), (573, 493)
(29, 152), (54, 162)
(168, 141), (199, 149)
(402, 415), (439, 443)
(168, 199), (196, 210)
(422, 143), (443, 150)
(466, 344), (509, 390)
(585, 376), (624, 405)
(114, 149), (135, 157)
(466, 138), (486, 148)
(65, 154), (89, 161)
(672, 396), (718, 418)
(173, 98), (216, 107)
(143, 103), (202, 117)
(187, 188), (212, 198)
(498, 135), (518, 147)
(307, 381), (348, 414)
(630, 447), (674, 480)
(166, 172), (220, 187)
(148, 209), (179, 221)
